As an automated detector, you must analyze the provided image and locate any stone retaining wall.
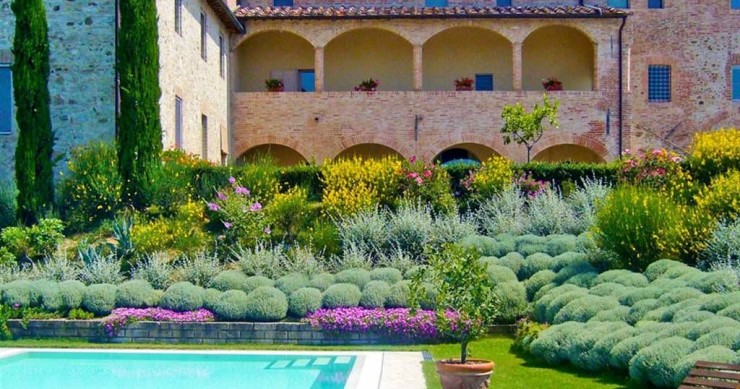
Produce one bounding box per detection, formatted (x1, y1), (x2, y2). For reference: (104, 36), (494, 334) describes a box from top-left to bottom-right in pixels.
(7, 320), (514, 345)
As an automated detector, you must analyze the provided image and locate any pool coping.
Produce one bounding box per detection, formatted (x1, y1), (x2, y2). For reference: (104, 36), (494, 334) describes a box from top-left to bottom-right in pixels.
(0, 348), (389, 389)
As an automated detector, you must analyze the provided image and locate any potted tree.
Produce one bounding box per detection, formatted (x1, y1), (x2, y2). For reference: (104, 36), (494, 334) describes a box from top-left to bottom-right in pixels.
(410, 244), (499, 389)
(454, 77), (474, 91)
(541, 77), (563, 91)
(265, 78), (284, 92)
(354, 78), (379, 92)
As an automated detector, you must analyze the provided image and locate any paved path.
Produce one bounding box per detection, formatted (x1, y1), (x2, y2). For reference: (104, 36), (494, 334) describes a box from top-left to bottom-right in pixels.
(379, 352), (426, 389)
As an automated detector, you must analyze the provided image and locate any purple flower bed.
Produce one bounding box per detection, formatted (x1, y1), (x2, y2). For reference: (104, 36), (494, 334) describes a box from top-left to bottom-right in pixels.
(305, 308), (446, 341)
(102, 308), (215, 337)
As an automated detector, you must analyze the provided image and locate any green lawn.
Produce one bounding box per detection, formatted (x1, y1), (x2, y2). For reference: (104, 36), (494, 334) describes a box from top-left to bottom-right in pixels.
(0, 336), (643, 389)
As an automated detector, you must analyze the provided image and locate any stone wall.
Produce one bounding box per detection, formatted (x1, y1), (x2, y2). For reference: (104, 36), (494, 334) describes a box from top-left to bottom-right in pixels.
(0, 0), (116, 181)
(158, 0), (231, 164)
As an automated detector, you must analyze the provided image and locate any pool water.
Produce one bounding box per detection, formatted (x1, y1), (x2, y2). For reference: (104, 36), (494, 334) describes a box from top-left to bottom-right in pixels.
(0, 351), (357, 389)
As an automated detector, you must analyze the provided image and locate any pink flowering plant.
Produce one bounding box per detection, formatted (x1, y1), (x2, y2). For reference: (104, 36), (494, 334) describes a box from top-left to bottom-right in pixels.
(398, 157), (456, 214)
(102, 308), (214, 337)
(515, 172), (550, 199)
(305, 308), (442, 341)
(207, 177), (270, 247)
(409, 244), (499, 364)
(620, 148), (696, 202)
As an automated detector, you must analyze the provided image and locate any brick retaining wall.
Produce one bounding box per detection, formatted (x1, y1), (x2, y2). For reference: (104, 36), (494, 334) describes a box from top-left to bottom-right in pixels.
(7, 320), (514, 345)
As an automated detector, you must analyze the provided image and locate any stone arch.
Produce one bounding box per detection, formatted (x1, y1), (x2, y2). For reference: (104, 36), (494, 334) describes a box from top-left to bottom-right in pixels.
(237, 144), (309, 167)
(324, 28), (414, 91)
(422, 133), (511, 162)
(433, 143), (500, 164)
(234, 28), (318, 49)
(233, 135), (310, 162)
(331, 134), (414, 161)
(234, 30), (315, 92)
(533, 144), (606, 163)
(531, 134), (612, 163)
(422, 26), (514, 91)
(522, 25), (595, 91)
(334, 143), (405, 161)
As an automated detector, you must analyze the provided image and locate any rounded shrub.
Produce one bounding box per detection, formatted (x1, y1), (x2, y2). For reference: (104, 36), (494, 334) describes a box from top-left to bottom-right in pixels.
(609, 332), (662, 370)
(274, 273), (310, 296)
(517, 244), (547, 257)
(82, 284), (117, 316)
(497, 252), (525, 275)
(553, 262), (597, 285)
(309, 273), (335, 291)
(519, 253), (553, 280)
(595, 270), (648, 288)
(589, 282), (627, 298)
(524, 270), (556, 301)
(202, 288), (222, 311)
(478, 256), (499, 268)
(359, 281), (391, 309)
(672, 310), (715, 323)
(553, 295), (620, 324)
(584, 325), (639, 371)
(404, 266), (429, 282)
(575, 231), (598, 252)
(693, 327), (740, 351)
(687, 316), (740, 340)
(717, 303), (740, 321)
(209, 270), (250, 292)
(1, 280), (33, 307)
(532, 282), (558, 302)
(385, 280), (412, 308)
(335, 268), (371, 288)
(662, 299), (705, 322)
(656, 287), (704, 306)
(493, 281), (527, 324)
(551, 252), (589, 272)
(243, 276), (275, 293)
(627, 299), (661, 325)
(563, 272), (598, 288)
(544, 289), (590, 324)
(673, 346), (740, 388)
(487, 265), (518, 285)
(661, 265), (702, 281)
(619, 287), (664, 306)
(147, 290), (164, 307)
(419, 282), (438, 310)
(288, 287), (323, 318)
(644, 259), (687, 281)
(244, 287), (288, 321)
(58, 280), (85, 311)
(700, 291), (740, 312)
(544, 234), (577, 256)
(628, 336), (694, 388)
(212, 290), (249, 321)
(588, 306), (630, 323)
(115, 280), (155, 308)
(36, 281), (63, 312)
(533, 284), (583, 322)
(159, 282), (205, 312)
(656, 322), (698, 339)
(529, 322), (585, 364)
(570, 322), (630, 371)
(459, 235), (498, 256)
(322, 283), (362, 309)
(369, 267), (402, 284)
(649, 277), (687, 290)
(688, 271), (739, 293)
(516, 234), (547, 248)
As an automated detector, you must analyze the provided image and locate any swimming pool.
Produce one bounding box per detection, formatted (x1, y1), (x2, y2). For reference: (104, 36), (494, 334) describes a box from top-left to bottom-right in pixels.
(0, 349), (380, 389)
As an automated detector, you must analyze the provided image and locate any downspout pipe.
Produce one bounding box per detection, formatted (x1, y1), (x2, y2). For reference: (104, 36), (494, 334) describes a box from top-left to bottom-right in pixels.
(114, 0), (120, 136)
(618, 15), (627, 159)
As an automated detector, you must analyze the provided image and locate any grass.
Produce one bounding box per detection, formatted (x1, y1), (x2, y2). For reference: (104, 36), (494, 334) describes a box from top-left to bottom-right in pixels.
(0, 335), (643, 389)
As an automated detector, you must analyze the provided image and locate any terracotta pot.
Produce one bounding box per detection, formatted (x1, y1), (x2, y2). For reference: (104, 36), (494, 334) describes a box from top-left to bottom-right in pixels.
(455, 86), (474, 91)
(435, 359), (495, 389)
(267, 86), (284, 92)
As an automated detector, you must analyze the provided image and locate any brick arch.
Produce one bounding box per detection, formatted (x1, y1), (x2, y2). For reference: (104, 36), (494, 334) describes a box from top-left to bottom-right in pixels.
(233, 135), (311, 163)
(234, 28), (318, 49)
(521, 23), (597, 46)
(531, 134), (613, 162)
(321, 25), (414, 48)
(329, 135), (415, 161)
(421, 133), (512, 162)
(421, 25), (513, 46)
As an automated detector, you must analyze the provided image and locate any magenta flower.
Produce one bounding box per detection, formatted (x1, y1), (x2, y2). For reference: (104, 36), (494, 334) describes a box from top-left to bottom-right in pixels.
(422, 170), (432, 179)
(415, 177), (423, 185)
(409, 156), (417, 163)
(250, 202), (262, 212)
(216, 192), (227, 201)
(264, 227), (271, 235)
(223, 221), (232, 229)
(234, 186), (250, 196)
(207, 202), (220, 211)
(228, 176), (236, 185)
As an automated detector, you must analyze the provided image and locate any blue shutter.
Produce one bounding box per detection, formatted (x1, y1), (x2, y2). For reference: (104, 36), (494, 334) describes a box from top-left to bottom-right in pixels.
(175, 97), (183, 149)
(648, 0), (663, 8)
(607, 0), (629, 8)
(496, 0), (512, 6)
(425, 0), (448, 6)
(0, 66), (11, 135)
(299, 70), (315, 92)
(475, 74), (493, 91)
(648, 65), (671, 102)
(732, 66), (740, 100)
(273, 0), (293, 6)
(733, 0), (740, 9)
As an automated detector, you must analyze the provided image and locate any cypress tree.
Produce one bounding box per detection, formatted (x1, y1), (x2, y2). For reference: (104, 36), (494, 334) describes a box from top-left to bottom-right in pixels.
(117, 0), (163, 208)
(11, 0), (54, 225)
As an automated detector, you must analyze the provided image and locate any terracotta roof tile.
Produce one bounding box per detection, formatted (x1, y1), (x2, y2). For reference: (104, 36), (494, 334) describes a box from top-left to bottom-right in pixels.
(234, 5), (627, 20)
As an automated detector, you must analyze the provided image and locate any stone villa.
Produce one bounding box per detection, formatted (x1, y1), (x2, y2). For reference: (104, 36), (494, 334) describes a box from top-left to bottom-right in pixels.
(0, 0), (738, 176)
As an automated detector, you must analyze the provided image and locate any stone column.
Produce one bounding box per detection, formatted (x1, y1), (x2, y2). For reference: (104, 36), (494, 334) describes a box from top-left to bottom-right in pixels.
(413, 45), (423, 91)
(512, 42), (523, 91)
(315, 46), (324, 93)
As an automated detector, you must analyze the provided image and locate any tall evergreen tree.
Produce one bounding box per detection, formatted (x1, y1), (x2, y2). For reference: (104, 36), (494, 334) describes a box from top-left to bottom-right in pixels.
(12, 0), (54, 225)
(117, 0), (163, 208)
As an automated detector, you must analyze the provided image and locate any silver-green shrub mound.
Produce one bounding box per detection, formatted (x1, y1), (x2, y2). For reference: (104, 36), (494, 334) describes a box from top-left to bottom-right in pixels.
(385, 280), (411, 308)
(369, 267), (402, 284)
(202, 288), (222, 311)
(542, 289), (590, 324)
(544, 234), (577, 256)
(687, 316), (740, 340)
(497, 252), (525, 275)
(209, 270), (250, 292)
(533, 284), (584, 322)
(582, 325), (638, 371)
(529, 322), (585, 365)
(569, 322), (631, 371)
(322, 283), (362, 309)
(626, 298), (660, 324)
(588, 282), (627, 298)
(553, 295), (620, 324)
(524, 270), (556, 301)
(36, 281), (62, 311)
(718, 303), (740, 321)
(360, 281), (391, 309)
(244, 287), (288, 321)
(693, 327), (740, 351)
(335, 268), (371, 288)
(588, 306), (630, 323)
(700, 291), (740, 312)
(644, 259), (687, 281)
(618, 287), (664, 306)
(212, 290), (249, 321)
(308, 273), (335, 291)
(288, 287), (323, 318)
(656, 287), (704, 306)
(1, 280), (34, 307)
(115, 279), (156, 308)
(243, 276), (275, 293)
(553, 262), (597, 285)
(519, 253), (553, 280)
(551, 252), (589, 272)
(274, 273), (310, 295)
(687, 270), (739, 293)
(493, 281), (527, 324)
(459, 235), (499, 257)
(486, 265), (518, 285)
(82, 283), (117, 316)
(628, 337), (694, 388)
(58, 280), (85, 310)
(609, 332), (662, 370)
(594, 270), (648, 287)
(158, 282), (204, 312)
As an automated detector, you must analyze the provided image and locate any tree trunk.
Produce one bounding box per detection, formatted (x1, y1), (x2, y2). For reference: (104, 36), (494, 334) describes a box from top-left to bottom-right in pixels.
(460, 337), (469, 364)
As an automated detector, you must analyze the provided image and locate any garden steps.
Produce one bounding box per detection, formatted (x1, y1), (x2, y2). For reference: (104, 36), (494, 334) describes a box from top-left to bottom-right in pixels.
(678, 361), (740, 389)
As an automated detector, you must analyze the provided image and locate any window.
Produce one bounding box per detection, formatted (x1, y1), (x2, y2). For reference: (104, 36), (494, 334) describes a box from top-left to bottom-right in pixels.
(607, 0), (629, 8)
(425, 0), (448, 6)
(273, 0), (293, 6)
(732, 65), (740, 100)
(648, 65), (671, 102)
(0, 65), (11, 135)
(733, 0), (740, 10)
(200, 12), (207, 61)
(299, 70), (315, 92)
(648, 0), (663, 8)
(175, 96), (183, 149)
(475, 74), (494, 91)
(174, 0), (182, 35)
(201, 115), (208, 161)
(219, 35), (226, 78)
(496, 0), (512, 6)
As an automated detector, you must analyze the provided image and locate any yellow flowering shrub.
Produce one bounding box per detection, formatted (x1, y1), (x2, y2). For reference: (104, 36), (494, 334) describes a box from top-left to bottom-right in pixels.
(688, 128), (740, 182)
(321, 157), (401, 217)
(234, 157), (281, 205)
(464, 156), (514, 200)
(265, 187), (317, 241)
(132, 201), (209, 255)
(695, 170), (740, 221)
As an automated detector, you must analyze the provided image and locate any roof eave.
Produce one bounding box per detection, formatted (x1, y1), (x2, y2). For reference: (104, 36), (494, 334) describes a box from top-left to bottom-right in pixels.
(237, 13), (627, 21)
(207, 0), (246, 33)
